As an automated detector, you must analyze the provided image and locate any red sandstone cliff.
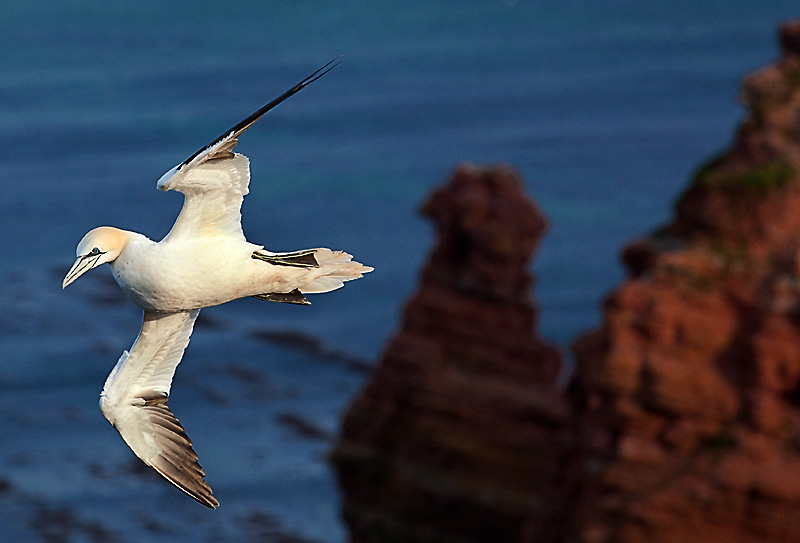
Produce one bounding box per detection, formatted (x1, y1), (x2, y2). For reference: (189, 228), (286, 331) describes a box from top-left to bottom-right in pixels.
(333, 19), (800, 543)
(569, 20), (800, 543)
(332, 164), (565, 543)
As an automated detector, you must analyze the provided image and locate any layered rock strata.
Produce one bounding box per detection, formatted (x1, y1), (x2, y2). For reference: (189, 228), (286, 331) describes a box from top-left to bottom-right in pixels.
(569, 19), (800, 543)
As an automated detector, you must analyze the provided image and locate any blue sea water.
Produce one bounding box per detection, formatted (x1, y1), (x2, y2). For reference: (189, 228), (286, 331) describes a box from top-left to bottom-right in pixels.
(1, 1), (798, 541)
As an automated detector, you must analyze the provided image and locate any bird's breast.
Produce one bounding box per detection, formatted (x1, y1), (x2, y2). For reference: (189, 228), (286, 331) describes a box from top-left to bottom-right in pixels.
(111, 238), (262, 312)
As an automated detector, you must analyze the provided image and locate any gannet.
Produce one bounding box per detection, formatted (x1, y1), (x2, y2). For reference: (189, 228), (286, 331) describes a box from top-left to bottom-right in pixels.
(62, 59), (371, 508)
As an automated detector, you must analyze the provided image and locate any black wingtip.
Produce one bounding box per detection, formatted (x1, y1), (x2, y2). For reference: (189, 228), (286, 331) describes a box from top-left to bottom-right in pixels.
(179, 58), (342, 168)
(296, 56), (342, 92)
(230, 55), (342, 134)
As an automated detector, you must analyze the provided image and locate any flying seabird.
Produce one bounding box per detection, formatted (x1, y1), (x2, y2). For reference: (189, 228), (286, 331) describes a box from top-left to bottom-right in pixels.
(62, 59), (371, 508)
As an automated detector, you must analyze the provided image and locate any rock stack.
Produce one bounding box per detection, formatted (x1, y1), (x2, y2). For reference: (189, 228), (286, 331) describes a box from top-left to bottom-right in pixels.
(331, 164), (565, 542)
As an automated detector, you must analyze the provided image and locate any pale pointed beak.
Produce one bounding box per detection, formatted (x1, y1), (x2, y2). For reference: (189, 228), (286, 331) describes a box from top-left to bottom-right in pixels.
(62, 254), (102, 289)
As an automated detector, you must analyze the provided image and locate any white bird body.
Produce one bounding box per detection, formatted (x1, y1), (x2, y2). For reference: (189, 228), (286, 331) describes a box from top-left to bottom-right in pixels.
(106, 226), (354, 313)
(62, 60), (371, 508)
(109, 232), (262, 313)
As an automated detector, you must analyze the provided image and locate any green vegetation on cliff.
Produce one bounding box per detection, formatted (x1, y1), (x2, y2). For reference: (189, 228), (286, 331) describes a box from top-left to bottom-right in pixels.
(692, 155), (796, 194)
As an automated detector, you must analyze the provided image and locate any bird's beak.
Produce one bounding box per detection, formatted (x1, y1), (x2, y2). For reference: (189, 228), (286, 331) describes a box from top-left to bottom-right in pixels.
(62, 254), (103, 289)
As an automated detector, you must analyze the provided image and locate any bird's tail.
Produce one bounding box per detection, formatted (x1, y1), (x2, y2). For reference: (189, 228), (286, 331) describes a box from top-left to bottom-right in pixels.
(299, 248), (373, 294)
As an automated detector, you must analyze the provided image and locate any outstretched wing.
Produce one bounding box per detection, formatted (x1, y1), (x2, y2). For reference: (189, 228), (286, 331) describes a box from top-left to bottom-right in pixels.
(99, 310), (218, 508)
(156, 58), (341, 242)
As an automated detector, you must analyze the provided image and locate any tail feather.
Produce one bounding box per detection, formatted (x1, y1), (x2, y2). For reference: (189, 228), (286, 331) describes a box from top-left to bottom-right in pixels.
(299, 248), (373, 294)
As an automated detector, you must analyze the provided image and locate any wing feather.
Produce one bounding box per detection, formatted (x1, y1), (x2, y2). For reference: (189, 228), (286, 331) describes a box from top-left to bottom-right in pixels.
(99, 310), (219, 508)
(155, 58), (340, 243)
(161, 155), (251, 242)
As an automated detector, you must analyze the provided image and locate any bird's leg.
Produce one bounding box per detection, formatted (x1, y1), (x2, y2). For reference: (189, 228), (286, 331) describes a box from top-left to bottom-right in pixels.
(251, 250), (319, 268)
(252, 289), (311, 305)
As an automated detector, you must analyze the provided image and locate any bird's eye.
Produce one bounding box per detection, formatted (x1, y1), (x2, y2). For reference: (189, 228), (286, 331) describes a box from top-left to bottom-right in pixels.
(89, 247), (101, 256)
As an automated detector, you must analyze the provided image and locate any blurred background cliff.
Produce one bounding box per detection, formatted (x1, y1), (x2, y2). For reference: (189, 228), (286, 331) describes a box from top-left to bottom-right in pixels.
(1, 2), (799, 542)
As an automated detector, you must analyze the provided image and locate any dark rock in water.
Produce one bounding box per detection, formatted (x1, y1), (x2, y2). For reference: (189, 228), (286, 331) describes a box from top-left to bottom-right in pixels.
(31, 505), (115, 543)
(238, 510), (323, 543)
(252, 329), (372, 373)
(331, 164), (566, 542)
(277, 412), (333, 441)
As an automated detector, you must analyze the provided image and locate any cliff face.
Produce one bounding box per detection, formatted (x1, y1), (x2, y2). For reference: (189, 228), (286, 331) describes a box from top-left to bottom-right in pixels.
(331, 164), (565, 543)
(334, 19), (800, 543)
(570, 20), (800, 543)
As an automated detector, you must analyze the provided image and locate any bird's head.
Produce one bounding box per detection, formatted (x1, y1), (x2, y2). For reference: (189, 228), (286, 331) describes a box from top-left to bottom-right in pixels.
(63, 227), (129, 289)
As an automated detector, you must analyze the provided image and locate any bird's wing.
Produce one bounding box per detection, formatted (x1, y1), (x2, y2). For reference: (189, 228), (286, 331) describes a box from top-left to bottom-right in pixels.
(156, 58), (341, 242)
(99, 309), (219, 508)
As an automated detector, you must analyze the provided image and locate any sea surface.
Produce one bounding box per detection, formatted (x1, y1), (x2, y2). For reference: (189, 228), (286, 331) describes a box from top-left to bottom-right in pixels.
(1, 2), (798, 541)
